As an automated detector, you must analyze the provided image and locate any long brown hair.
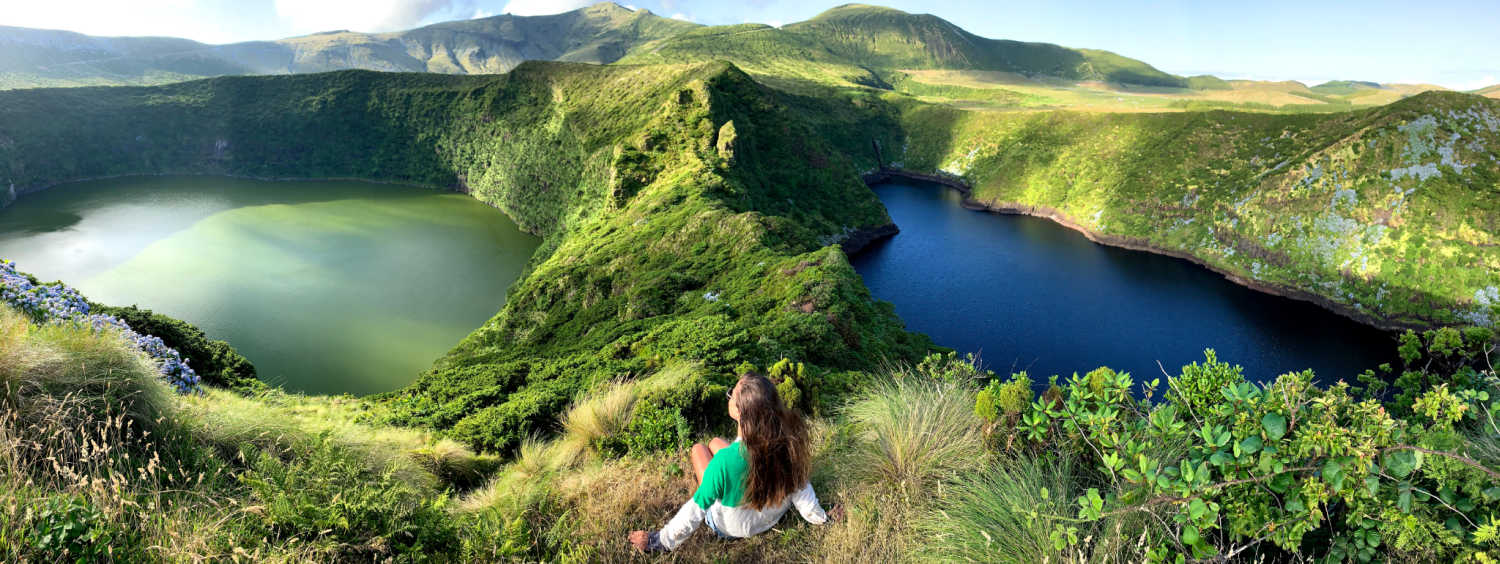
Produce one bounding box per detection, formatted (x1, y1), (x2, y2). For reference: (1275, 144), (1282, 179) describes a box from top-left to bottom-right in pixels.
(735, 372), (811, 510)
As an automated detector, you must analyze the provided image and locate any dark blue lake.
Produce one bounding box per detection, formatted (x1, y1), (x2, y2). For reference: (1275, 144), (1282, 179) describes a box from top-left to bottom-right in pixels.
(851, 181), (1397, 385)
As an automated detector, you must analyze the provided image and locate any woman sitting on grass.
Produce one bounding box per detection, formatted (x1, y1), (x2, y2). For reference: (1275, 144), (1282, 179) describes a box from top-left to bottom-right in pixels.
(628, 372), (838, 552)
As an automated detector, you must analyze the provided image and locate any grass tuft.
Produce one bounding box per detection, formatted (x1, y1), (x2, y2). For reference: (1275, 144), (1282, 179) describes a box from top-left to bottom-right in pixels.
(842, 376), (986, 495)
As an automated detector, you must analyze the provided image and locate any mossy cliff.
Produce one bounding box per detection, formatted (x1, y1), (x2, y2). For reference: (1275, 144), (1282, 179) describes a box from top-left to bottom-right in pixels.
(0, 62), (930, 452)
(892, 91), (1500, 330)
(4, 62), (1498, 453)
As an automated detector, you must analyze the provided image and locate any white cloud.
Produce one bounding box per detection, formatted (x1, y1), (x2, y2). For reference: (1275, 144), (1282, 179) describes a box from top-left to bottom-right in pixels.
(1447, 75), (1498, 91)
(274, 0), (458, 34)
(624, 4), (638, 10)
(669, 12), (693, 22)
(0, 0), (240, 43)
(498, 0), (592, 16)
(473, 8), (495, 19)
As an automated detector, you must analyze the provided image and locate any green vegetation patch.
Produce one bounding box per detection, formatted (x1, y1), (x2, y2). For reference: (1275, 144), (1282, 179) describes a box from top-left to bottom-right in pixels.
(894, 91), (1500, 329)
(0, 62), (931, 455)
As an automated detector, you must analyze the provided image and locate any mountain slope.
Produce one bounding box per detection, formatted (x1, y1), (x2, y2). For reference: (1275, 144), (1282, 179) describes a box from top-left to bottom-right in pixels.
(786, 3), (1182, 85)
(0, 3), (698, 89)
(0, 61), (930, 452)
(623, 3), (1188, 90)
(3, 2), (1189, 92)
(781, 3), (1186, 87)
(895, 90), (1500, 328)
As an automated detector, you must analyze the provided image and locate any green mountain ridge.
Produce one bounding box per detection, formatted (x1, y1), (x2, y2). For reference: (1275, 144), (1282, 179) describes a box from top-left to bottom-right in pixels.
(623, 2), (1191, 89)
(2, 1), (1190, 91)
(0, 3), (699, 89)
(4, 22), (1500, 559)
(0, 61), (931, 452)
(3, 62), (1497, 416)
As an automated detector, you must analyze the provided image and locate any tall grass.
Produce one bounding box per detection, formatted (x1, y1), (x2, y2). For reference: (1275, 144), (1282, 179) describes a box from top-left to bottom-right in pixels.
(0, 306), (196, 560)
(559, 379), (638, 460)
(841, 376), (987, 494)
(0, 305), (504, 561)
(913, 456), (1097, 562)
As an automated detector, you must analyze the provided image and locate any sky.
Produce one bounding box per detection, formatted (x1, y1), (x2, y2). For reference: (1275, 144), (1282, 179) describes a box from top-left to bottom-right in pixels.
(2, 0), (1496, 90)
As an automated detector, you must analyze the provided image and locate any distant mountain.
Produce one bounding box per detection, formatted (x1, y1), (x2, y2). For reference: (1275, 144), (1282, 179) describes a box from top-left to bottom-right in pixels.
(624, 3), (1189, 88)
(0, 3), (698, 88)
(1310, 80), (1383, 95)
(1477, 84), (1500, 99)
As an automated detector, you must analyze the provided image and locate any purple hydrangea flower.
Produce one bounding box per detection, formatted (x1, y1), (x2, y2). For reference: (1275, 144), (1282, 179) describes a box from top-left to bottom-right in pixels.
(1, 260), (201, 393)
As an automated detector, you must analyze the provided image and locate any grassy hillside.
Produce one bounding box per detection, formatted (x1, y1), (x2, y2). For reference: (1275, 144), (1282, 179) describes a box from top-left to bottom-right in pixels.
(0, 3), (697, 89)
(620, 3), (1187, 92)
(3, 39), (1500, 564)
(1478, 84), (1500, 99)
(616, 23), (891, 92)
(894, 90), (1500, 329)
(0, 26), (244, 89)
(3, 2), (1195, 94)
(5, 298), (1499, 561)
(784, 4), (1185, 87)
(886, 70), (1449, 113)
(0, 62), (930, 455)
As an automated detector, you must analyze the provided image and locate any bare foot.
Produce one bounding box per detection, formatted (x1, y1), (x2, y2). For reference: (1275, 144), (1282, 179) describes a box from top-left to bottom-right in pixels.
(628, 530), (650, 552)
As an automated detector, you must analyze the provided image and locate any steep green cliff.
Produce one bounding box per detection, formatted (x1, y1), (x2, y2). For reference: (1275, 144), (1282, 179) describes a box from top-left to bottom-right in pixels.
(0, 62), (930, 452)
(894, 91), (1500, 329)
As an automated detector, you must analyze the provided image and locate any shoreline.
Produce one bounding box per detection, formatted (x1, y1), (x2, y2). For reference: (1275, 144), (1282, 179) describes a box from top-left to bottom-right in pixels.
(1, 172), (553, 238)
(859, 168), (1425, 334)
(0, 172), (460, 209)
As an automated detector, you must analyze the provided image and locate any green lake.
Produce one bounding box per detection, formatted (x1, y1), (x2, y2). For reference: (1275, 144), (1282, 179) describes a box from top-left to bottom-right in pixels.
(0, 176), (540, 395)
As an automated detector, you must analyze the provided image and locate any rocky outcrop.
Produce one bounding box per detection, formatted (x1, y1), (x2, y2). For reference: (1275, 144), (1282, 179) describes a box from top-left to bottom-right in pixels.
(839, 222), (899, 254)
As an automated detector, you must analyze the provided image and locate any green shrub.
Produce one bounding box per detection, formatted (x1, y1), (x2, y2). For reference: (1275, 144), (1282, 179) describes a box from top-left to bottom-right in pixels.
(1391, 328), (1495, 417)
(976, 371), (1033, 424)
(768, 357), (805, 411)
(911, 351), (988, 383)
(238, 437), (461, 560)
(1166, 349), (1242, 418)
(93, 304), (258, 390)
(625, 399), (692, 455)
(1015, 347), (1500, 562)
(11, 494), (144, 562)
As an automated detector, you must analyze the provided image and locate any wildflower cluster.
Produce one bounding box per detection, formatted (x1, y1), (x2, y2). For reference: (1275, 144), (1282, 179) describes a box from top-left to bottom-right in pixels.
(0, 260), (200, 393)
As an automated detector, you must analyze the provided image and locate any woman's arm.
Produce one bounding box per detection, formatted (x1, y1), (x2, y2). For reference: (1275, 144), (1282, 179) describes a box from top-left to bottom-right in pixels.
(631, 448), (730, 552)
(789, 483), (830, 524)
(652, 500), (707, 550)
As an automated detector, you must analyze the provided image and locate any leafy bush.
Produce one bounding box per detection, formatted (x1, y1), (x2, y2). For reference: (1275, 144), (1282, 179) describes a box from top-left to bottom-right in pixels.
(975, 371), (1033, 435)
(93, 304), (258, 390)
(1389, 327), (1495, 417)
(9, 494), (145, 562)
(237, 437), (461, 560)
(1003, 349), (1500, 562)
(624, 399), (693, 455)
(1166, 348), (1242, 418)
(767, 357), (806, 411)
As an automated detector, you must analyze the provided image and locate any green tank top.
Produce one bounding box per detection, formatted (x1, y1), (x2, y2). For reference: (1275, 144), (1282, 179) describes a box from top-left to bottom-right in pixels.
(693, 441), (749, 509)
